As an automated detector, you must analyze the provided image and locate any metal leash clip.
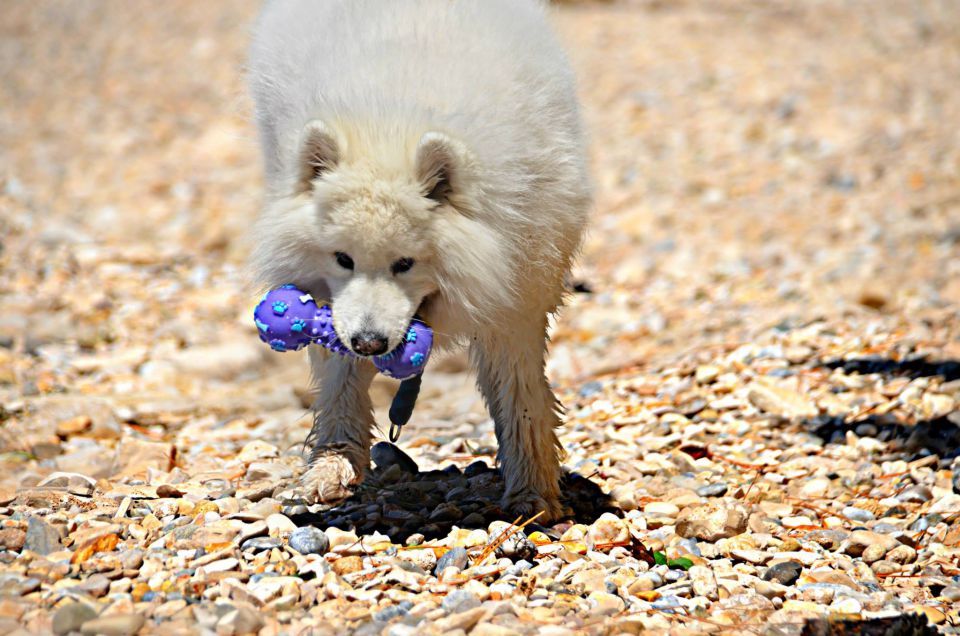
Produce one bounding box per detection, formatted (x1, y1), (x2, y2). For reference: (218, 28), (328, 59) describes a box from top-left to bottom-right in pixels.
(387, 374), (423, 443)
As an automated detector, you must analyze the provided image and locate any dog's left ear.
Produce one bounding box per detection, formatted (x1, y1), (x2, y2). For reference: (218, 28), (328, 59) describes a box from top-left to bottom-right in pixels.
(296, 120), (342, 194)
(415, 132), (469, 206)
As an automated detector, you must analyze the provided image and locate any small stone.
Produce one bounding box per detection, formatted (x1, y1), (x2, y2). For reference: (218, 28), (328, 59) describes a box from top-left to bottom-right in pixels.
(572, 567), (607, 594)
(405, 533), (425, 546)
(940, 586), (960, 603)
(747, 381), (818, 418)
(830, 597), (861, 614)
(870, 560), (900, 575)
(695, 365), (721, 384)
(886, 544), (916, 564)
(24, 517), (62, 555)
(803, 529), (848, 550)
(861, 544), (887, 564)
(696, 483), (728, 497)
(441, 590), (480, 614)
(398, 546), (437, 571)
(288, 526), (330, 555)
(119, 549), (144, 571)
(846, 530), (899, 556)
(79, 614), (145, 636)
(0, 528), (26, 552)
(782, 516), (814, 528)
(325, 527), (359, 551)
(36, 472), (97, 496)
(585, 513), (629, 548)
(216, 605), (264, 636)
(53, 602), (98, 635)
(676, 502), (748, 541)
(730, 549), (771, 565)
(587, 591), (625, 615)
(487, 522), (536, 560)
(373, 602), (412, 623)
(755, 580), (789, 599)
(915, 607), (946, 626)
(434, 607), (487, 633)
(371, 442), (419, 474)
(798, 478), (832, 499)
(643, 502), (679, 517)
(241, 537), (282, 552)
(332, 556), (363, 575)
(435, 547), (468, 575)
(842, 507), (875, 522)
(266, 513), (297, 536)
(78, 574), (111, 597)
(245, 462), (293, 482)
(928, 493), (960, 515)
(201, 558), (239, 573)
(688, 565), (718, 600)
(237, 520), (268, 544)
(762, 560), (802, 586)
(628, 572), (663, 593)
(472, 623), (521, 636)
(237, 440), (279, 463)
(896, 485), (932, 504)
(56, 415), (93, 437)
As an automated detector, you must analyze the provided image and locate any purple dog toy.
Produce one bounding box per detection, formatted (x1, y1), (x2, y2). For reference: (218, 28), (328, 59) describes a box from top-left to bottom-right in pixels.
(253, 284), (432, 381)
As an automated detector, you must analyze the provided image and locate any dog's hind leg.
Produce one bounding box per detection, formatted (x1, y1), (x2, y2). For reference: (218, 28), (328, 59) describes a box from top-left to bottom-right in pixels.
(296, 348), (376, 504)
(472, 317), (570, 522)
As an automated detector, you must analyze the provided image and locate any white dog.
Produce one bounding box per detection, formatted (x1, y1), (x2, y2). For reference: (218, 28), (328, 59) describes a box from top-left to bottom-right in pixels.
(247, 0), (590, 520)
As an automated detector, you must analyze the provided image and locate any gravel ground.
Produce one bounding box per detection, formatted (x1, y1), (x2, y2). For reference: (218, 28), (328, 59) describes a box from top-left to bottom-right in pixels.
(1, 1), (960, 634)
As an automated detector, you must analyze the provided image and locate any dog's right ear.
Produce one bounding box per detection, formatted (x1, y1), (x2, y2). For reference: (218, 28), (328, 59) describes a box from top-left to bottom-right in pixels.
(296, 120), (341, 194)
(415, 132), (470, 207)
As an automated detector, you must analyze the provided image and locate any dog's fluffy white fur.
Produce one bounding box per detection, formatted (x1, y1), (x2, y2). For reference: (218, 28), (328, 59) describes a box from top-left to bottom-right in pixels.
(248, 0), (590, 519)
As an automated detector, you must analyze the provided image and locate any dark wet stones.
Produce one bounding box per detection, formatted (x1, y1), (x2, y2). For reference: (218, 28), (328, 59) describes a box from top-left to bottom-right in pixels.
(288, 526), (329, 555)
(464, 461), (492, 478)
(371, 442), (419, 474)
(762, 560), (803, 586)
(426, 503), (460, 523)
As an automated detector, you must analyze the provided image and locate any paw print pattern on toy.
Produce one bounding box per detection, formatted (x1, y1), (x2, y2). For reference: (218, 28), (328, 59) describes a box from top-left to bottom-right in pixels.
(253, 284), (432, 380)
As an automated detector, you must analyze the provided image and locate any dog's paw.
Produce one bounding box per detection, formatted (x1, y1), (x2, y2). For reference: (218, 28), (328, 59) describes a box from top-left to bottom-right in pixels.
(293, 451), (363, 505)
(501, 490), (572, 524)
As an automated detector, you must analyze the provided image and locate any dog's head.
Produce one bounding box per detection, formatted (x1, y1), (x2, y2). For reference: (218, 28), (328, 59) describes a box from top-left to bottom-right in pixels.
(252, 120), (510, 356)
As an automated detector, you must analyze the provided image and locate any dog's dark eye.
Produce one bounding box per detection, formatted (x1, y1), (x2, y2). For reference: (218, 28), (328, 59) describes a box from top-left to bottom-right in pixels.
(334, 252), (354, 270)
(391, 257), (415, 275)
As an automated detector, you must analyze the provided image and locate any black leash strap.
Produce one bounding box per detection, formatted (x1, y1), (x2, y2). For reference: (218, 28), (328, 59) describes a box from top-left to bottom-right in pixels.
(388, 373), (423, 442)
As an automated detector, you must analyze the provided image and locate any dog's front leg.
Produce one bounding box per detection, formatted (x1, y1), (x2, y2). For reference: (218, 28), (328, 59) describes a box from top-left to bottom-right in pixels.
(472, 317), (570, 522)
(297, 347), (376, 504)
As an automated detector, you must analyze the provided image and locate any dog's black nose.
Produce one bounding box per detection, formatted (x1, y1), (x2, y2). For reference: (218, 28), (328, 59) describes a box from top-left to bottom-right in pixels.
(351, 332), (389, 356)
